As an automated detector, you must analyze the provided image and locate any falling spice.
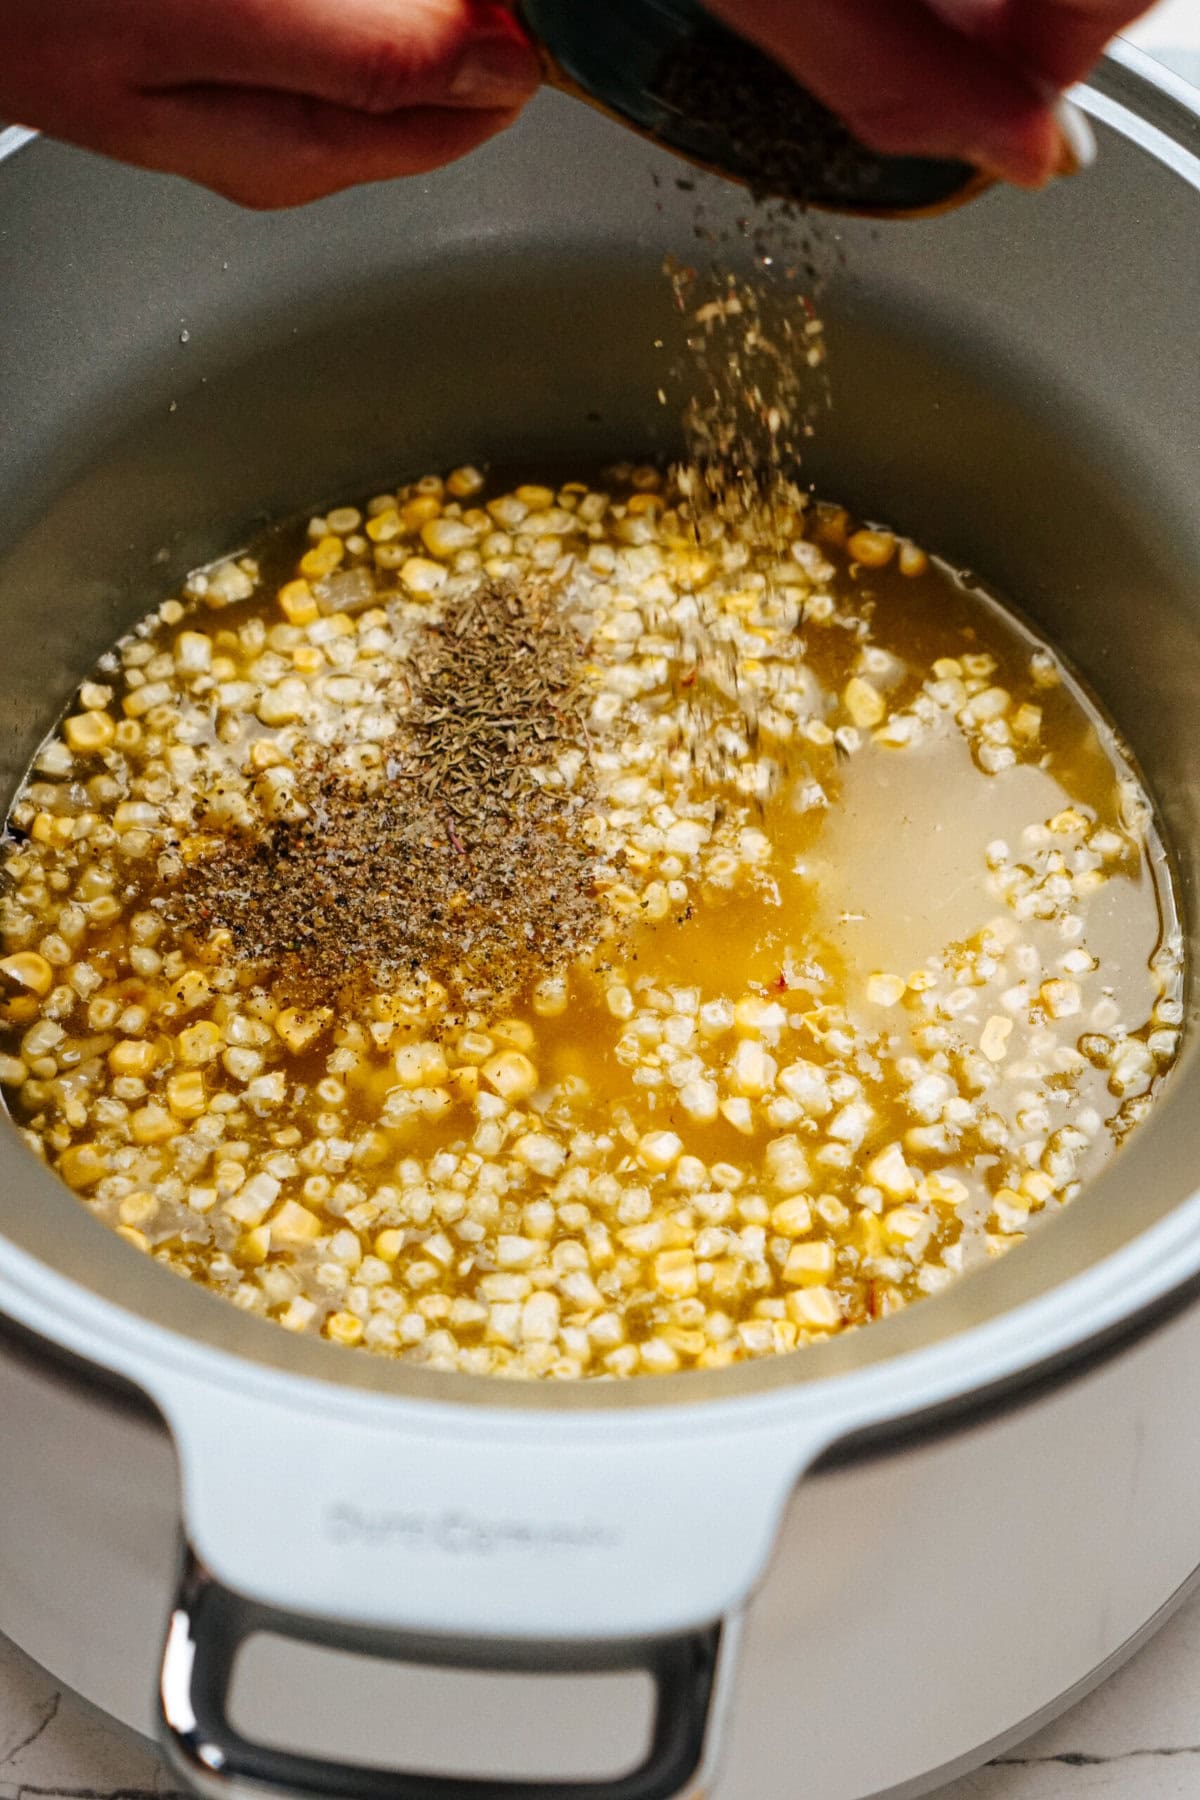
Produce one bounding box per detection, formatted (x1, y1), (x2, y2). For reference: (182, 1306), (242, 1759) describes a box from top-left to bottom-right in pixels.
(168, 581), (605, 1008)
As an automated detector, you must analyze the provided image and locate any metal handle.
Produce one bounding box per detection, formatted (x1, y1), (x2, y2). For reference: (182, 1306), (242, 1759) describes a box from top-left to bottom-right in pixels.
(160, 1551), (725, 1800)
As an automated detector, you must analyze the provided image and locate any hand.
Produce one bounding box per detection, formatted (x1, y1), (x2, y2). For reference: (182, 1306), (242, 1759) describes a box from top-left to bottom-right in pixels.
(0, 0), (542, 208)
(704, 0), (1152, 187)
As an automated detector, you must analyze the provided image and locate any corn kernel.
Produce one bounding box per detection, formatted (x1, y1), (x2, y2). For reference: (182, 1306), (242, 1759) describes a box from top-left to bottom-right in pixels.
(638, 1130), (683, 1173)
(393, 1041), (450, 1088)
(108, 1038), (158, 1078)
(771, 1197), (813, 1237)
(167, 1069), (207, 1119)
(59, 1143), (108, 1189)
(130, 1103), (179, 1145)
(178, 1020), (222, 1065)
(64, 711), (115, 753)
(883, 1205), (928, 1247)
(867, 972), (906, 1008)
(325, 1310), (364, 1346)
(238, 1224), (272, 1265)
(786, 1287), (842, 1329)
(848, 529), (895, 567)
(118, 1192), (158, 1228)
(299, 537), (345, 580)
(865, 1142), (915, 1199)
(783, 1240), (835, 1285)
(653, 1249), (698, 1299)
(271, 1200), (325, 1244)
(481, 1051), (538, 1100)
(843, 676), (886, 728)
(402, 495), (442, 529)
(1, 953), (54, 997)
(276, 1006), (332, 1053)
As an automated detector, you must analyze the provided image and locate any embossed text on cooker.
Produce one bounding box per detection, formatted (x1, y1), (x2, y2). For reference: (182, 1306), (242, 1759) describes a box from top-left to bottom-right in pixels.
(324, 1502), (622, 1555)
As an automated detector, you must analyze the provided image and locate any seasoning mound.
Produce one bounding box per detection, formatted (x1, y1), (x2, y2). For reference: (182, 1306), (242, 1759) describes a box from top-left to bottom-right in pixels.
(168, 581), (602, 1008)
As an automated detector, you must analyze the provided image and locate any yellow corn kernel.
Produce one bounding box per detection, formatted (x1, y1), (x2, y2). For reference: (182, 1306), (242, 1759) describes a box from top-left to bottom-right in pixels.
(843, 676), (886, 728)
(531, 976), (568, 1018)
(171, 969), (213, 1012)
(177, 1019), (223, 1064)
(166, 1069), (207, 1119)
(130, 1103), (179, 1145)
(400, 556), (448, 598)
(865, 1141), (915, 1199)
(64, 711), (115, 753)
(783, 1240), (835, 1285)
(277, 579), (319, 624)
(238, 1224), (271, 1265)
(1, 952), (54, 997)
(119, 1192), (159, 1228)
(402, 495), (442, 530)
(854, 1212), (884, 1257)
(923, 1171), (968, 1209)
(980, 1015), (1013, 1062)
(299, 537), (344, 580)
(638, 1130), (682, 1173)
(626, 492), (663, 516)
(653, 1250), (698, 1299)
(848, 528), (896, 568)
(276, 1006), (332, 1054)
(771, 1196), (813, 1237)
(108, 1038), (158, 1078)
(482, 1050), (538, 1100)
(883, 1205), (927, 1246)
(374, 1228), (406, 1262)
(365, 508), (403, 542)
(447, 1066), (480, 1104)
(270, 1200), (325, 1244)
(786, 1286), (842, 1330)
(291, 642), (323, 674)
(446, 465), (485, 499)
(490, 1018), (535, 1052)
(117, 1226), (151, 1255)
(325, 1311), (364, 1347)
(515, 484), (555, 509)
(59, 1143), (107, 1189)
(898, 542), (929, 578)
(393, 1040), (450, 1088)
(866, 972), (906, 1008)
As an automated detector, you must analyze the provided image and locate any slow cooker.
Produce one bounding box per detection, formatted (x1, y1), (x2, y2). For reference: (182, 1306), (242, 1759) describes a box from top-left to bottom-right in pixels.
(1, 43), (1199, 1800)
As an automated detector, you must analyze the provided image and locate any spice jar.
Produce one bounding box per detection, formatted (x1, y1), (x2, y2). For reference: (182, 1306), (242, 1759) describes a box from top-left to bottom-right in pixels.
(512, 0), (1091, 218)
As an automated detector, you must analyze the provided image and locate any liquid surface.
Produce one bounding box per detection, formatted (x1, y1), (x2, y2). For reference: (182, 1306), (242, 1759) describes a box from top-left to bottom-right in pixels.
(0, 465), (1183, 1377)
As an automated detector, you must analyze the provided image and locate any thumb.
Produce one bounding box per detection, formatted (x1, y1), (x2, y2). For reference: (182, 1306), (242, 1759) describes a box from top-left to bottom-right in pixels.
(135, 0), (542, 113)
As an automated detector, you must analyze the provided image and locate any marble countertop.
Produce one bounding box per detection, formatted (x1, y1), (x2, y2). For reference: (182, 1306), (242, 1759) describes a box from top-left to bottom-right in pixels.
(2, 10), (1198, 1800)
(5, 1578), (1200, 1800)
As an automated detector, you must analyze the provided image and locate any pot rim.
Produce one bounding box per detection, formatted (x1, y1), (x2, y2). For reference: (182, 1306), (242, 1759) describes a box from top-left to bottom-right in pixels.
(0, 47), (1198, 1451)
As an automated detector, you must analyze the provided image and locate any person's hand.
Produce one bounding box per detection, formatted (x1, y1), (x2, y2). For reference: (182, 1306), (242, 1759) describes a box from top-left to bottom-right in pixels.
(705, 0), (1151, 186)
(0, 0), (541, 208)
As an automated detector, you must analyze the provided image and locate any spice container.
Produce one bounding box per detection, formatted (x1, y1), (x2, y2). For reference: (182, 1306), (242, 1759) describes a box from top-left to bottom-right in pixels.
(513, 0), (989, 216)
(513, 0), (1095, 217)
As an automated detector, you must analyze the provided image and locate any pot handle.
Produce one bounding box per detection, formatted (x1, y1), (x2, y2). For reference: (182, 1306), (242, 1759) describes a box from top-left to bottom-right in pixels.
(160, 1550), (727, 1800)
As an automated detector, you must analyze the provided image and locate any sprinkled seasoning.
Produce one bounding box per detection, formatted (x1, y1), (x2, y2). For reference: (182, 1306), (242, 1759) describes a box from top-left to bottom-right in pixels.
(168, 582), (603, 1009)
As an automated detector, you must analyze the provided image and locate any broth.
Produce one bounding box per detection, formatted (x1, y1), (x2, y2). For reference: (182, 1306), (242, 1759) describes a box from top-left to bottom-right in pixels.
(0, 464), (1182, 1376)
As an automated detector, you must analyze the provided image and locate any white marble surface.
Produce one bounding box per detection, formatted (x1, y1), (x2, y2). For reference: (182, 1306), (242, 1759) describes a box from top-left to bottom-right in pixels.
(6, 1581), (1200, 1800)
(1, 9), (1198, 1800)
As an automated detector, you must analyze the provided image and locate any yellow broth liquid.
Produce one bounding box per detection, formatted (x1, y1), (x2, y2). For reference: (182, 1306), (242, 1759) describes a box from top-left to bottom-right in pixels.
(0, 468), (1182, 1373)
